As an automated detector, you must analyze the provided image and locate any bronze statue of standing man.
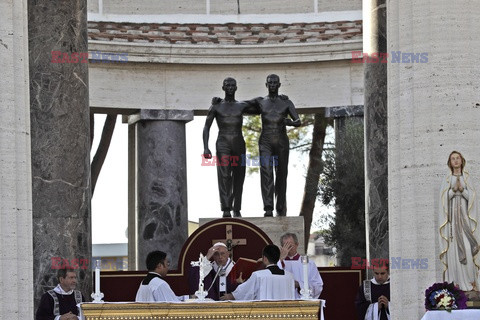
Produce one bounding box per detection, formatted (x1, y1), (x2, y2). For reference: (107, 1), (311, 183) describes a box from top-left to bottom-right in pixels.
(203, 77), (258, 218)
(252, 74), (301, 217)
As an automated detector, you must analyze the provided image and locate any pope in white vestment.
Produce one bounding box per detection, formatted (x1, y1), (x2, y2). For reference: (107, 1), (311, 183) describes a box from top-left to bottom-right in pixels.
(188, 242), (238, 300)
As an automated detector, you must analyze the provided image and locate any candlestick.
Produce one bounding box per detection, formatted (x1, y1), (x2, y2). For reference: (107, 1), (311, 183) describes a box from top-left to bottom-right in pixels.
(95, 260), (100, 294)
(91, 259), (104, 303)
(300, 255), (311, 299)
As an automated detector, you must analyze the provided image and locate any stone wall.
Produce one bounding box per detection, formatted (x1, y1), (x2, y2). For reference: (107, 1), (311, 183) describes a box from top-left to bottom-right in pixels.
(89, 60), (363, 112)
(87, 0), (361, 15)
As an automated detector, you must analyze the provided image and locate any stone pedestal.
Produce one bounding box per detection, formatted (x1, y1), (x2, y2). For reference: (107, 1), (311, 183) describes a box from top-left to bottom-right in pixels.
(129, 110), (193, 269)
(363, 0), (388, 272)
(200, 217), (305, 254)
(0, 1), (33, 318)
(388, 1), (480, 319)
(28, 0), (91, 309)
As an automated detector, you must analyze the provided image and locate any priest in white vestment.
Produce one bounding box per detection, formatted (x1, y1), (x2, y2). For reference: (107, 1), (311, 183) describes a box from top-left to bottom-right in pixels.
(220, 245), (295, 301)
(279, 232), (323, 298)
(136, 250), (187, 302)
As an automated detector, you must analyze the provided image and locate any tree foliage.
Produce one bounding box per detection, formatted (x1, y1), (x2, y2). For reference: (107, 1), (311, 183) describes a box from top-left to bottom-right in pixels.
(319, 118), (365, 266)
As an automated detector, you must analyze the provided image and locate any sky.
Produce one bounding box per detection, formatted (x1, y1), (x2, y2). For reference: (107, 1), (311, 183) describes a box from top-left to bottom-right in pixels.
(91, 114), (332, 244)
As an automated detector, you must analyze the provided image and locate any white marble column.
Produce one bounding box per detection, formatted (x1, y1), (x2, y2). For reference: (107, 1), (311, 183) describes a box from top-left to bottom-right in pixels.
(388, 1), (480, 318)
(0, 0), (33, 319)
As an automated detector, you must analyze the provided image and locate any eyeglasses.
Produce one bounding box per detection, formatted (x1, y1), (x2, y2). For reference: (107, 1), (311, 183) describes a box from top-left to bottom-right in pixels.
(161, 261), (170, 267)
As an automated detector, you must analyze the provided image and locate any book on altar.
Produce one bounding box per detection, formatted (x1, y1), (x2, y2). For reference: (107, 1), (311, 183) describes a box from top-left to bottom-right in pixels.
(228, 257), (263, 283)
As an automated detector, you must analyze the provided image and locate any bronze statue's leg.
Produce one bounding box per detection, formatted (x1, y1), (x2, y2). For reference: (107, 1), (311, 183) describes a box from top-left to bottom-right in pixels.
(274, 135), (289, 216)
(259, 134), (275, 216)
(231, 135), (246, 216)
(216, 135), (233, 216)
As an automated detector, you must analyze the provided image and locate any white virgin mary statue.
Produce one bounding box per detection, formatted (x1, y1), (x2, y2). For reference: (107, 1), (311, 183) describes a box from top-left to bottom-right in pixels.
(439, 150), (480, 291)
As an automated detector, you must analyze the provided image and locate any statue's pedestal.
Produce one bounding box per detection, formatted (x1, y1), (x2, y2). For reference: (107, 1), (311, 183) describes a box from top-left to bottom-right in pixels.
(200, 216), (305, 254)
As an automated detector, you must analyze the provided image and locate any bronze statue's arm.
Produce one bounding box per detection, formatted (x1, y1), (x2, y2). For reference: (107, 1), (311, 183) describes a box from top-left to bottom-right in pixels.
(203, 106), (216, 158)
(285, 100), (301, 127)
(211, 97), (222, 105)
(243, 97), (262, 115)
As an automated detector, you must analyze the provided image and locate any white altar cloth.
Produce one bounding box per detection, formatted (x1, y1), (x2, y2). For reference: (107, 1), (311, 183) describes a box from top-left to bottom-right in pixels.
(421, 309), (480, 320)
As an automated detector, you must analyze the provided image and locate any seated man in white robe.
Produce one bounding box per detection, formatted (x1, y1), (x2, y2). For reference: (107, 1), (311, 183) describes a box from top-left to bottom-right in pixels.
(278, 232), (323, 298)
(220, 245), (295, 301)
(136, 250), (187, 302)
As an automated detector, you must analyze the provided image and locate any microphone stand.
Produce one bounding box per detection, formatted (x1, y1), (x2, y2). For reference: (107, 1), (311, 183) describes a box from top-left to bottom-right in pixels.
(206, 259), (233, 294)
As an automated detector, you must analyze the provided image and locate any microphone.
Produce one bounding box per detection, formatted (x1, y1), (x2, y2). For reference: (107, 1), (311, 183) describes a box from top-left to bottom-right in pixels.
(206, 259), (232, 293)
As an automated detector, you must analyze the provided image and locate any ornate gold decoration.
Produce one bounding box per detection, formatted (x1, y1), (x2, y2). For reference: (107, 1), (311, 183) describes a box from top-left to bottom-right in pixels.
(81, 300), (321, 320)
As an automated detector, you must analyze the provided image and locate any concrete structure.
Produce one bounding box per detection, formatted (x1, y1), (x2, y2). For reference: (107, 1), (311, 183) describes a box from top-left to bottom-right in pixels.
(388, 1), (480, 318)
(87, 0), (361, 15)
(87, 16), (363, 113)
(0, 1), (33, 318)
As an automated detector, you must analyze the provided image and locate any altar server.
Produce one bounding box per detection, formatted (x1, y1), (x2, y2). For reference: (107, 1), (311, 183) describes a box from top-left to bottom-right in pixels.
(136, 251), (186, 302)
(220, 245), (295, 300)
(355, 265), (390, 320)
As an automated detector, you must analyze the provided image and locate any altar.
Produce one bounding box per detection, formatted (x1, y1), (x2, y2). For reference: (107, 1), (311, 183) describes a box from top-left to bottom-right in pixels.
(81, 300), (324, 320)
(98, 219), (362, 319)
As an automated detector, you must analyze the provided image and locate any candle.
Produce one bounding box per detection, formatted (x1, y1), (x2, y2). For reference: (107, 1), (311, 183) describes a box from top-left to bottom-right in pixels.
(95, 260), (100, 294)
(302, 256), (309, 297)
